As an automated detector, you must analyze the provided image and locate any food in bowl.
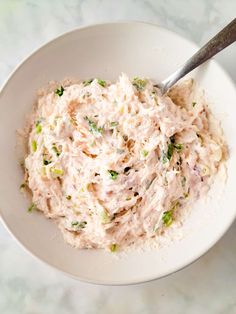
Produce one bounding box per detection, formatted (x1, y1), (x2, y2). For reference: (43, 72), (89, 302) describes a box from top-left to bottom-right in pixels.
(20, 73), (226, 252)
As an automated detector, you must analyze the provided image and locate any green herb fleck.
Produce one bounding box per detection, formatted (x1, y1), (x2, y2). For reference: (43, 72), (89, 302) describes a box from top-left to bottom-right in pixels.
(181, 176), (186, 187)
(108, 170), (119, 180)
(146, 176), (156, 190)
(66, 195), (72, 200)
(71, 221), (87, 228)
(192, 101), (197, 107)
(167, 143), (174, 160)
(110, 121), (118, 128)
(184, 192), (189, 198)
(110, 243), (117, 252)
(101, 210), (110, 224)
(71, 221), (78, 226)
(84, 116), (103, 135)
(161, 151), (168, 164)
(43, 159), (52, 165)
(55, 86), (64, 97)
(28, 203), (35, 213)
(52, 144), (61, 157)
(174, 143), (183, 152)
(35, 121), (42, 134)
(163, 141), (183, 163)
(152, 91), (158, 105)
(50, 168), (64, 177)
(31, 140), (37, 152)
(171, 201), (179, 211)
(162, 201), (179, 226)
(132, 77), (147, 91)
(141, 150), (149, 157)
(97, 79), (106, 87)
(83, 79), (94, 86)
(162, 210), (173, 227)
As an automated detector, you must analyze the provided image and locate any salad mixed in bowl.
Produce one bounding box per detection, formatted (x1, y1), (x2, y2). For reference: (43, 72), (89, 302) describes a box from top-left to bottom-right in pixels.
(20, 73), (226, 252)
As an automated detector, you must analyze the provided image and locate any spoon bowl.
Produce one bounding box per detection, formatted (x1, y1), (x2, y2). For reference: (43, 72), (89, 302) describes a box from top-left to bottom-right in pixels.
(0, 22), (236, 284)
(159, 18), (236, 94)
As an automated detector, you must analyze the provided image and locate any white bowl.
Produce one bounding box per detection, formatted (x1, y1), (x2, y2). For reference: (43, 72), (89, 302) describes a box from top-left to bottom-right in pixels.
(0, 22), (236, 285)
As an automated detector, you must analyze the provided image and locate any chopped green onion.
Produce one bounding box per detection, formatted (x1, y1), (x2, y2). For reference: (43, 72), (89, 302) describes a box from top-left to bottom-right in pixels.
(151, 91), (158, 105)
(146, 177), (156, 190)
(71, 221), (87, 228)
(100, 210), (110, 224)
(181, 176), (186, 187)
(52, 144), (61, 157)
(83, 79), (94, 86)
(141, 150), (149, 157)
(71, 221), (78, 226)
(35, 121), (42, 134)
(66, 195), (72, 200)
(110, 121), (118, 128)
(110, 243), (117, 252)
(31, 140), (37, 152)
(171, 201), (179, 211)
(161, 151), (168, 164)
(163, 141), (183, 163)
(132, 77), (147, 91)
(55, 86), (64, 97)
(184, 192), (189, 198)
(108, 170), (119, 180)
(50, 168), (64, 177)
(28, 203), (35, 213)
(97, 79), (106, 87)
(162, 201), (179, 227)
(162, 210), (173, 227)
(167, 143), (174, 160)
(79, 221), (87, 228)
(174, 143), (183, 152)
(192, 101), (197, 107)
(84, 116), (103, 135)
(43, 159), (52, 166)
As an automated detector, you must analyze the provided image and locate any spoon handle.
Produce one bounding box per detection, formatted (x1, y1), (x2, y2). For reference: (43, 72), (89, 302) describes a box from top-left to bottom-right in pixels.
(160, 18), (236, 94)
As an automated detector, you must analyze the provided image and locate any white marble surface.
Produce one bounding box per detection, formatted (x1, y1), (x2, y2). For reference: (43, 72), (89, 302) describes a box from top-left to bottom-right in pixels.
(0, 0), (236, 313)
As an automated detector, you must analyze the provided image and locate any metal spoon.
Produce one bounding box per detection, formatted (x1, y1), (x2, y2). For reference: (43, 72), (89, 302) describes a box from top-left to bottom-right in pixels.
(158, 18), (236, 94)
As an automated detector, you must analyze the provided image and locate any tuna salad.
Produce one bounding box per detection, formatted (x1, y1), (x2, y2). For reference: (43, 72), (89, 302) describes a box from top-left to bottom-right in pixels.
(21, 73), (226, 252)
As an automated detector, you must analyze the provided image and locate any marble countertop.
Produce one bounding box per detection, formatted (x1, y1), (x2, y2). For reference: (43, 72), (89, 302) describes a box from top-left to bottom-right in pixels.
(0, 1), (236, 313)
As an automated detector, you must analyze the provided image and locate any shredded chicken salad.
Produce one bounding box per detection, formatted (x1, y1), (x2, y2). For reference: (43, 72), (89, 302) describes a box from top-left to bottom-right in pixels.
(21, 74), (226, 252)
